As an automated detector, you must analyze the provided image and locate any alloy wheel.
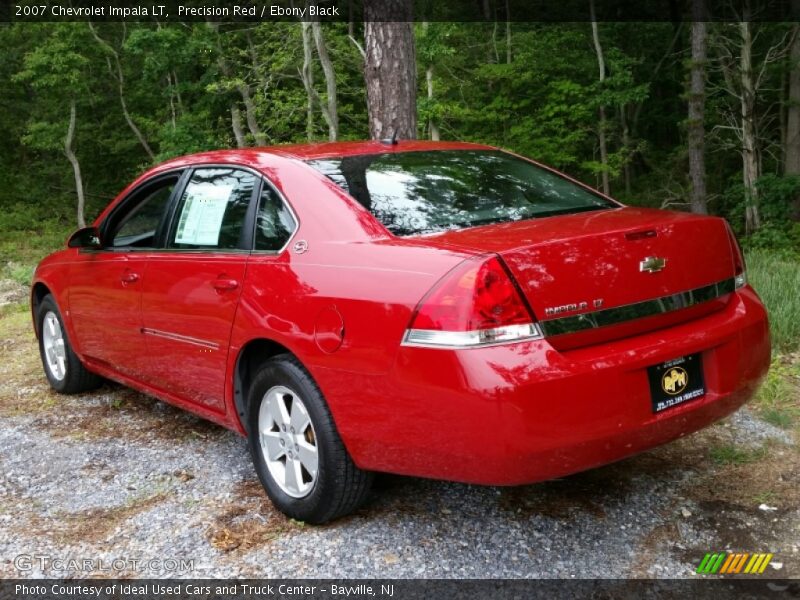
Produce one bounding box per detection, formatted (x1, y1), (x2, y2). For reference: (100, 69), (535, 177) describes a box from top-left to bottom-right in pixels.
(258, 385), (319, 498)
(42, 311), (67, 381)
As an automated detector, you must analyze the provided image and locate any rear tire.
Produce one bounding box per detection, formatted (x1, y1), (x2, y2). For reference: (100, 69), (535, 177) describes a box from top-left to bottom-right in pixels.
(246, 354), (372, 523)
(37, 295), (102, 394)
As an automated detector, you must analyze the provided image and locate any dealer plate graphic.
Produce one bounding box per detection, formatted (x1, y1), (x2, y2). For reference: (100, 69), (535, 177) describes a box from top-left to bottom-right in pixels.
(647, 353), (705, 413)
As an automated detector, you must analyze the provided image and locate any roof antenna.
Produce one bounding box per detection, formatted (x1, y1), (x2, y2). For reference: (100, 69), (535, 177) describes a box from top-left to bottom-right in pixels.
(380, 129), (399, 145)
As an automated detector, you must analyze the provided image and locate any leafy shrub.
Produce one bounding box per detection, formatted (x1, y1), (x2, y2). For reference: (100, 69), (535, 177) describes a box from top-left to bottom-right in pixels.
(720, 174), (800, 254)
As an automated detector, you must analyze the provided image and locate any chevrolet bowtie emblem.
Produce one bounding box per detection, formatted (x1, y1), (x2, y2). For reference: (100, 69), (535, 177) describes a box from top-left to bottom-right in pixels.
(640, 256), (667, 273)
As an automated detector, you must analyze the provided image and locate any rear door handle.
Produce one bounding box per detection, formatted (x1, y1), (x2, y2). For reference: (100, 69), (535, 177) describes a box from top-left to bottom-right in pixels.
(212, 278), (239, 291)
(121, 271), (139, 284)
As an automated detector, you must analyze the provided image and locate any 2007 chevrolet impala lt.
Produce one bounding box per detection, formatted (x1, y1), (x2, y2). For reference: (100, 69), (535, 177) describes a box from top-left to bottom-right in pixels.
(32, 140), (770, 523)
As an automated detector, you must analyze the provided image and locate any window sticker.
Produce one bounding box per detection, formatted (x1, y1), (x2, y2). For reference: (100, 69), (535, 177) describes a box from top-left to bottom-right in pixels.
(174, 184), (233, 246)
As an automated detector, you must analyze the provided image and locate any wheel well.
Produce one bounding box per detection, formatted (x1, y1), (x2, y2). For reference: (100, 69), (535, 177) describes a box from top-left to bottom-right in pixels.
(31, 283), (51, 335)
(234, 338), (295, 432)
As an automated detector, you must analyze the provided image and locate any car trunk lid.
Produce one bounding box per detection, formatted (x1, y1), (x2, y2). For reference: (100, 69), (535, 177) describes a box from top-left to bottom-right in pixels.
(421, 207), (737, 348)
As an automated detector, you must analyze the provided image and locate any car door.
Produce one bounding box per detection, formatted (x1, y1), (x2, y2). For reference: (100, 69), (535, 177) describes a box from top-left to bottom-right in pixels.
(68, 171), (184, 379)
(139, 166), (257, 413)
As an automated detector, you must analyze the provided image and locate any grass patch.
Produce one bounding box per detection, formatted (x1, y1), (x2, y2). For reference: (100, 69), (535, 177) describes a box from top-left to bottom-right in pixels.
(2, 262), (34, 286)
(0, 213), (71, 289)
(0, 309), (55, 417)
(752, 356), (800, 430)
(0, 300), (29, 318)
(746, 250), (800, 353)
(752, 490), (778, 505)
(709, 443), (767, 466)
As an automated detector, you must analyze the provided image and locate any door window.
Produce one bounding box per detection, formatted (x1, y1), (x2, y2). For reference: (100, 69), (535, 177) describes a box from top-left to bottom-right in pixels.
(107, 176), (179, 248)
(170, 168), (256, 250)
(254, 184), (297, 251)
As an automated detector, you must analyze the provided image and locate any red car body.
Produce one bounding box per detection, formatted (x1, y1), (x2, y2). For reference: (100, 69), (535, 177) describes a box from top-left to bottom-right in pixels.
(32, 140), (771, 486)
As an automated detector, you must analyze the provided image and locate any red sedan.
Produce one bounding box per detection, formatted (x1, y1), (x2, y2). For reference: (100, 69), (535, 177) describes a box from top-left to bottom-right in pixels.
(32, 141), (770, 523)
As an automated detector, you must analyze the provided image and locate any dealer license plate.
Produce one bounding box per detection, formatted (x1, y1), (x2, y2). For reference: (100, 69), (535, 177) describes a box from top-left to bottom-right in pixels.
(647, 353), (705, 413)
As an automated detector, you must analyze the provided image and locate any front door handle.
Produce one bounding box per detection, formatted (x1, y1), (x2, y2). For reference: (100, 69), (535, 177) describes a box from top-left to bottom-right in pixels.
(121, 271), (140, 284)
(212, 278), (239, 291)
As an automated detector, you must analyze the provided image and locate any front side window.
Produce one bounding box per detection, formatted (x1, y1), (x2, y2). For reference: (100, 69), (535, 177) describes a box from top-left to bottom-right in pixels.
(307, 150), (615, 236)
(254, 184), (296, 251)
(108, 176), (178, 248)
(170, 168), (255, 250)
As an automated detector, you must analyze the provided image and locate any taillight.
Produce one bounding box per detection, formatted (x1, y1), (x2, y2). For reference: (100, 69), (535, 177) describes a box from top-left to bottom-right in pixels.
(403, 256), (542, 348)
(724, 222), (747, 289)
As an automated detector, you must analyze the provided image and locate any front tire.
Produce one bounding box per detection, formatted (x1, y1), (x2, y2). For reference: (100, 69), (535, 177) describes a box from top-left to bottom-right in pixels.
(37, 295), (101, 394)
(246, 354), (372, 523)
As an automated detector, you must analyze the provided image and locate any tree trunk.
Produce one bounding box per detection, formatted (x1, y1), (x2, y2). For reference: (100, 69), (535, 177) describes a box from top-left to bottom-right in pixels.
(244, 34), (268, 147)
(590, 0), (610, 196)
(785, 22), (800, 175)
(426, 65), (440, 141)
(348, 0), (354, 38)
(64, 101), (86, 228)
(172, 69), (184, 109)
(363, 0), (418, 140)
(167, 74), (177, 130)
(422, 21), (440, 141)
(312, 21), (339, 141)
(231, 104), (246, 148)
(88, 23), (155, 161)
(481, 0), (498, 63)
(300, 21), (315, 141)
(209, 23), (265, 146)
(238, 83), (265, 146)
(117, 68), (155, 160)
(740, 19), (761, 232)
(505, 0), (512, 64)
(688, 12), (708, 214)
(620, 104), (632, 196)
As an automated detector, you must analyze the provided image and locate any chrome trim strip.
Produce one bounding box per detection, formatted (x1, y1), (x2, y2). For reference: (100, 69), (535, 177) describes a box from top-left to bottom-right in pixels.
(539, 277), (737, 337)
(141, 328), (219, 350)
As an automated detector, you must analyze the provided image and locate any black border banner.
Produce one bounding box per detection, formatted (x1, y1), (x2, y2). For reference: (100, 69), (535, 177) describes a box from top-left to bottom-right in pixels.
(3, 0), (800, 22)
(2, 579), (800, 600)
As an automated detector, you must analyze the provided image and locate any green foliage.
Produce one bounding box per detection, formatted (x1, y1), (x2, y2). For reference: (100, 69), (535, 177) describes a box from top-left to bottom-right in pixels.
(722, 175), (800, 250)
(709, 443), (767, 466)
(746, 250), (800, 353)
(0, 20), (799, 272)
(754, 357), (800, 430)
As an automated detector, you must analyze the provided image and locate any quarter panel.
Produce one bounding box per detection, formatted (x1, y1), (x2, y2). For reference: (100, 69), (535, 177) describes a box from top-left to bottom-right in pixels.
(228, 240), (474, 439)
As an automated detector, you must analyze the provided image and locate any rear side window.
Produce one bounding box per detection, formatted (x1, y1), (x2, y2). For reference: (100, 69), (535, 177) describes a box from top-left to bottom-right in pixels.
(307, 150), (615, 236)
(254, 184), (296, 251)
(170, 168), (255, 250)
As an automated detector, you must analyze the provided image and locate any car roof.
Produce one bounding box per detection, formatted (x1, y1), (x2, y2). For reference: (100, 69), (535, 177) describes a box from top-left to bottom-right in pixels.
(153, 140), (498, 171)
(271, 139), (496, 160)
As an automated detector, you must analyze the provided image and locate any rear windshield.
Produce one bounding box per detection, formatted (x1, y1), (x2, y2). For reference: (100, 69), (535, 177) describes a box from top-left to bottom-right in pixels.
(306, 150), (615, 236)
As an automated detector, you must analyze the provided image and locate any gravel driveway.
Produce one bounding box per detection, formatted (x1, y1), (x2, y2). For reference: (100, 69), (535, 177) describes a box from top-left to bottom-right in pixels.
(0, 307), (797, 579)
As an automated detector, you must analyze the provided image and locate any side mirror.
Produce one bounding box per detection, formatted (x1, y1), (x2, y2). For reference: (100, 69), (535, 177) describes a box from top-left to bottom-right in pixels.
(67, 227), (103, 249)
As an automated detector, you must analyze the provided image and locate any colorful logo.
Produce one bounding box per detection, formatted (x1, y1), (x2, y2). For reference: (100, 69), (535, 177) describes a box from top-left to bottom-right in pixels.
(696, 552), (774, 574)
(662, 366), (688, 395)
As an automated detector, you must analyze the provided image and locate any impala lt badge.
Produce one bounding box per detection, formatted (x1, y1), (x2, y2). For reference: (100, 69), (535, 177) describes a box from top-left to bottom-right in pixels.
(640, 256), (666, 273)
(544, 298), (604, 317)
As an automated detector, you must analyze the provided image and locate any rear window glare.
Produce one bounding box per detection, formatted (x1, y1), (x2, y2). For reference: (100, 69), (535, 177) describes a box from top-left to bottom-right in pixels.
(306, 150), (615, 236)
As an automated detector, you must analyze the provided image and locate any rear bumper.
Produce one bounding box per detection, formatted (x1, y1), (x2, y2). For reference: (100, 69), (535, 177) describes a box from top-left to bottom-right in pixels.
(321, 286), (770, 484)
